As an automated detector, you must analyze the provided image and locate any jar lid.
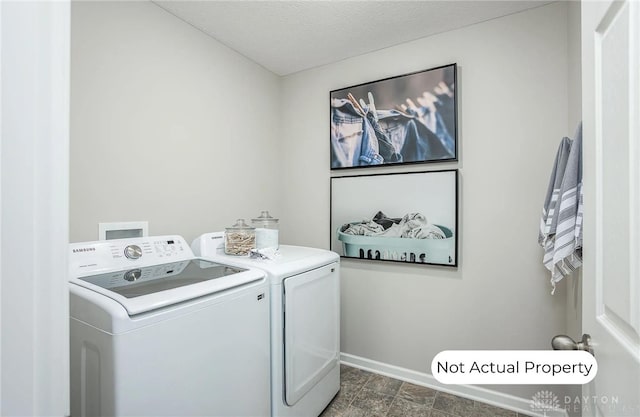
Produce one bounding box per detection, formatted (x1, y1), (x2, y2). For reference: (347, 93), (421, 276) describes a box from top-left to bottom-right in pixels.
(226, 219), (255, 231)
(252, 210), (279, 223)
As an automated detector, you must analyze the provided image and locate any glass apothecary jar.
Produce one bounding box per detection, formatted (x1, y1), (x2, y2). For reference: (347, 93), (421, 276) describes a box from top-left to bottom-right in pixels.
(224, 219), (255, 256)
(251, 211), (279, 250)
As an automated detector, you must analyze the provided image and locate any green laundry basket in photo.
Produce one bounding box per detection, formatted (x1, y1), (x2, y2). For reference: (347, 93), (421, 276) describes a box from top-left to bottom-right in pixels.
(337, 224), (455, 265)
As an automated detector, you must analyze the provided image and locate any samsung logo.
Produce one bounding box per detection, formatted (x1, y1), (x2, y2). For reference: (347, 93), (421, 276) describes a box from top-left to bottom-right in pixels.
(210, 236), (223, 240)
(72, 247), (96, 253)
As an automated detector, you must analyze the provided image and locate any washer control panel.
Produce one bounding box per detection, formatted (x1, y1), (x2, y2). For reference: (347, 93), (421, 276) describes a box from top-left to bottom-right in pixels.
(69, 235), (193, 278)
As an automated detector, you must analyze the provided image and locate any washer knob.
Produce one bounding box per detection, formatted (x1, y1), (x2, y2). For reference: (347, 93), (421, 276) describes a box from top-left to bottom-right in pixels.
(124, 244), (142, 260)
(124, 269), (142, 282)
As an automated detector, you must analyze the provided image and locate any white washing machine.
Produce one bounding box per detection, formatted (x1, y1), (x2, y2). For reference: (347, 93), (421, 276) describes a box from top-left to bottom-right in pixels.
(69, 235), (270, 417)
(191, 233), (340, 417)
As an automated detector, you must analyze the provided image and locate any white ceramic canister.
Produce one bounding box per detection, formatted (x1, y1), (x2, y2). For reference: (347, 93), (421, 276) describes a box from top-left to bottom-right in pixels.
(251, 211), (279, 250)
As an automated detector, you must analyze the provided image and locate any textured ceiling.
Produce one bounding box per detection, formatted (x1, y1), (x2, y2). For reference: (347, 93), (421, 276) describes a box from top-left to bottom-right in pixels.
(153, 1), (552, 76)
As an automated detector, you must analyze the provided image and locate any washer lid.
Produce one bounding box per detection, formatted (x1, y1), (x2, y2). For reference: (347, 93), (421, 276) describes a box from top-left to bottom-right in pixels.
(70, 258), (264, 315)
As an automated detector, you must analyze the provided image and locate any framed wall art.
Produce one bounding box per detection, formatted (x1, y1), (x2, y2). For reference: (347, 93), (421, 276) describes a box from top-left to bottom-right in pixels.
(330, 170), (458, 266)
(330, 63), (457, 170)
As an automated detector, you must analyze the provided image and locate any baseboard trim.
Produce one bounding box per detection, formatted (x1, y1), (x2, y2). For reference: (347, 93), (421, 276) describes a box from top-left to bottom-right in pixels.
(340, 353), (568, 417)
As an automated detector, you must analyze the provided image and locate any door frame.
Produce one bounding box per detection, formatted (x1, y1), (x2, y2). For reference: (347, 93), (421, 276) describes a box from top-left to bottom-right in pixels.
(0, 1), (70, 415)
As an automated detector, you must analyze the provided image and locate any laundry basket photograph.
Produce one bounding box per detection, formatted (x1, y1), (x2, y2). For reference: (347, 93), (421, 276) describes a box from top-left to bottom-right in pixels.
(338, 223), (455, 265)
(330, 170), (458, 267)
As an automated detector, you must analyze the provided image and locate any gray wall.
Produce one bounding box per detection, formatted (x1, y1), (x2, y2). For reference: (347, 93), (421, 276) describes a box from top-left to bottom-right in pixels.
(70, 1), (281, 243)
(279, 2), (571, 400)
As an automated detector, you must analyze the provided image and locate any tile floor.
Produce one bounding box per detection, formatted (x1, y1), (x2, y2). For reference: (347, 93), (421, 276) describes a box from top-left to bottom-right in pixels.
(320, 365), (532, 417)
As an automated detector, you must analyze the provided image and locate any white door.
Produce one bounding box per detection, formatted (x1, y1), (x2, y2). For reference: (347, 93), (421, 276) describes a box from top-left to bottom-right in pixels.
(581, 1), (640, 416)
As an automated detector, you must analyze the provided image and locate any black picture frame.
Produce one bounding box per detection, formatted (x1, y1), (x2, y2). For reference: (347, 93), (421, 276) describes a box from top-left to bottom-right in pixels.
(330, 63), (457, 170)
(330, 169), (458, 267)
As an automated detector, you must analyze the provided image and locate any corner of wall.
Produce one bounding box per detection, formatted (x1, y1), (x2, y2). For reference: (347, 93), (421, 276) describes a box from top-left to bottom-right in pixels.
(568, 0), (583, 130)
(565, 0), (583, 345)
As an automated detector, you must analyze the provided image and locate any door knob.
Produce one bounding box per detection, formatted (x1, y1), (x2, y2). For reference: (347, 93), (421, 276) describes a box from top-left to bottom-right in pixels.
(551, 334), (594, 355)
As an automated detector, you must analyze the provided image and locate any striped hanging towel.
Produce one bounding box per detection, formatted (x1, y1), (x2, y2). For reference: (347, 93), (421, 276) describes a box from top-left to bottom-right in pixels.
(539, 123), (583, 294)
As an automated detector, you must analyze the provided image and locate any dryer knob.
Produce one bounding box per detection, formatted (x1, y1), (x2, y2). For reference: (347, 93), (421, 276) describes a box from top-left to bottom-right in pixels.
(124, 244), (142, 260)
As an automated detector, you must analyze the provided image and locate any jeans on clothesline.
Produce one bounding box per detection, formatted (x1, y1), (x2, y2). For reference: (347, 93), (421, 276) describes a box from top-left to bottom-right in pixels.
(331, 98), (383, 168)
(376, 109), (453, 163)
(330, 98), (455, 168)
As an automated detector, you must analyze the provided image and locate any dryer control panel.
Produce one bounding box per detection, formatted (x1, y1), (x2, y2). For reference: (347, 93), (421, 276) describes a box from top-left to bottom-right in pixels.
(69, 235), (193, 278)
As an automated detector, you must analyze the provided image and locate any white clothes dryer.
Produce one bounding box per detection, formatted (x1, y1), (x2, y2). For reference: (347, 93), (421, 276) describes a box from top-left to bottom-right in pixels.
(69, 235), (270, 417)
(192, 233), (340, 417)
